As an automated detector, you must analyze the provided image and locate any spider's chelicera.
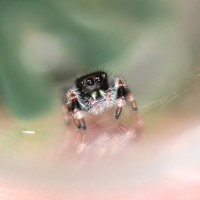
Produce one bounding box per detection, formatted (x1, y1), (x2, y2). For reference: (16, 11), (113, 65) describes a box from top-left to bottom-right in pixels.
(63, 71), (141, 132)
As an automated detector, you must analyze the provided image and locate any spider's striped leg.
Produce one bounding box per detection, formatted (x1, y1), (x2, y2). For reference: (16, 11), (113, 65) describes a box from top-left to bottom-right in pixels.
(68, 104), (87, 149)
(115, 97), (124, 119)
(66, 90), (87, 131)
(70, 110), (86, 130)
(68, 110), (85, 130)
(127, 91), (143, 134)
(113, 78), (143, 134)
(114, 78), (128, 119)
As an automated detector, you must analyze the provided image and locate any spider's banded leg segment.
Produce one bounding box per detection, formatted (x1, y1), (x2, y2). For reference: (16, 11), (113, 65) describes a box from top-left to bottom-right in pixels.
(71, 112), (86, 130)
(127, 91), (143, 133)
(69, 112), (81, 129)
(115, 98), (124, 119)
(114, 78), (143, 133)
(67, 90), (87, 131)
(76, 113), (86, 131)
(114, 78), (128, 119)
(127, 91), (138, 111)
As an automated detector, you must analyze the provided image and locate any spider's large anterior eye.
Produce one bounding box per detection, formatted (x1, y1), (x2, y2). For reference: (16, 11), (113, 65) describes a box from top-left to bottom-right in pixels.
(95, 75), (102, 83)
(86, 77), (94, 86)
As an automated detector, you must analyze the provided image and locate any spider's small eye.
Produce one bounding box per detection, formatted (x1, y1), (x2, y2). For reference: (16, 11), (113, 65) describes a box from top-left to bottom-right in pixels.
(102, 73), (106, 78)
(80, 80), (84, 85)
(86, 77), (94, 86)
(95, 75), (103, 83)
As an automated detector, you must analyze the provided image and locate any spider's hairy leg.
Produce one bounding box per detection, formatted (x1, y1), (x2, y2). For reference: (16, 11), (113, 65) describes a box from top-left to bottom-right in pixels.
(113, 77), (143, 133)
(72, 110), (86, 130)
(113, 78), (128, 119)
(115, 98), (124, 119)
(127, 90), (144, 134)
(66, 89), (87, 131)
(127, 90), (138, 111)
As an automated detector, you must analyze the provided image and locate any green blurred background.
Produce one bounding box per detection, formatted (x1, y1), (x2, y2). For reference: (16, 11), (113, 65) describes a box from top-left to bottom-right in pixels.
(0, 0), (200, 119)
(1, 1), (200, 197)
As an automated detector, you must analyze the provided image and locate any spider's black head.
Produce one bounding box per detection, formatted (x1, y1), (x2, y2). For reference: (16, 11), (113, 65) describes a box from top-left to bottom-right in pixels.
(75, 71), (109, 99)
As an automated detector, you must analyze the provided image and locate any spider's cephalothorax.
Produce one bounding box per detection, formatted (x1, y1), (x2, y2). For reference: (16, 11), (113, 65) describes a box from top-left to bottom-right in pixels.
(63, 71), (142, 131)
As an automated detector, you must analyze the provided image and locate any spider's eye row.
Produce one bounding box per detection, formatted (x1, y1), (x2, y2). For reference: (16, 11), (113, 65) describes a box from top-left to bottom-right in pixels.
(95, 75), (102, 83)
(86, 77), (94, 86)
(80, 80), (84, 85)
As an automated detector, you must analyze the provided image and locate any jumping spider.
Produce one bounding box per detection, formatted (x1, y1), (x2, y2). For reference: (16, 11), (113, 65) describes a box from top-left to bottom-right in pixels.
(63, 71), (143, 135)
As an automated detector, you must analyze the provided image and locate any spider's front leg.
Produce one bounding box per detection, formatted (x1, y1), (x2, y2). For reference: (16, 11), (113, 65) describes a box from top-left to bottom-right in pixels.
(113, 78), (143, 134)
(65, 89), (86, 131)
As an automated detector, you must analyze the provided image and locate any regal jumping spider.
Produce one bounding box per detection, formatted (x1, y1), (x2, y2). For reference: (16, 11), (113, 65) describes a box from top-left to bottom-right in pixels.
(63, 71), (143, 134)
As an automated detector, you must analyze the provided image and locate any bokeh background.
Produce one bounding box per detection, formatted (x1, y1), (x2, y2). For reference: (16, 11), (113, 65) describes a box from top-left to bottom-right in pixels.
(0, 0), (200, 199)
